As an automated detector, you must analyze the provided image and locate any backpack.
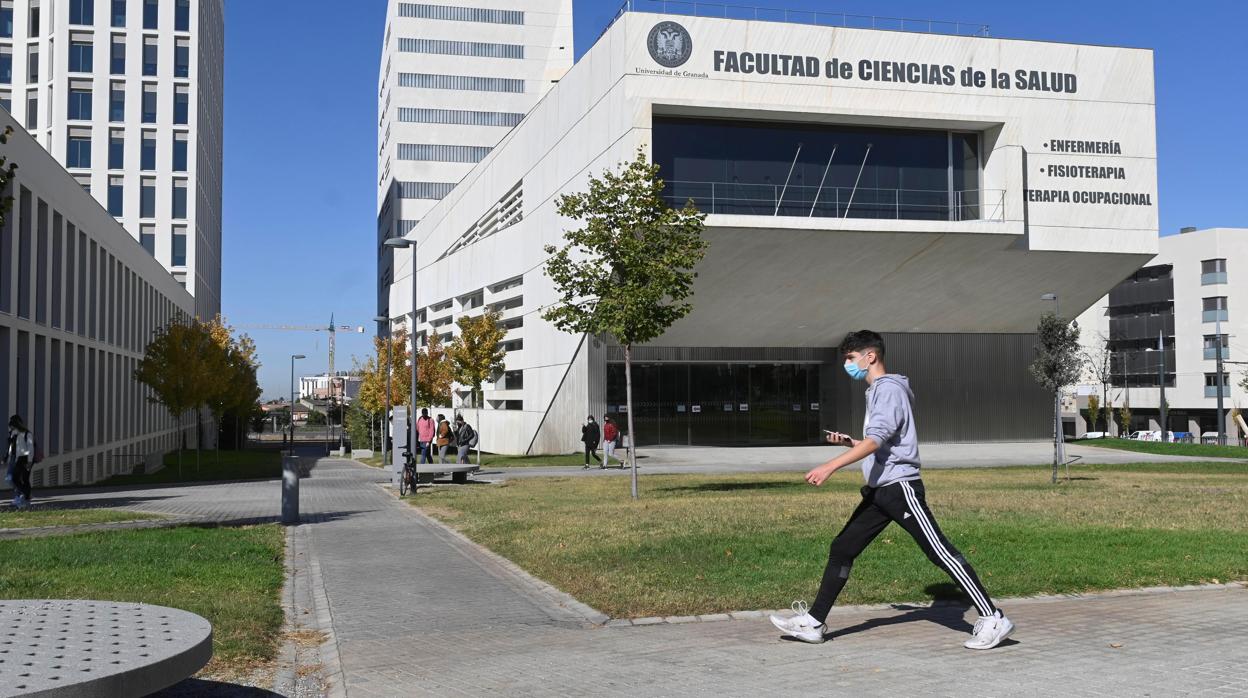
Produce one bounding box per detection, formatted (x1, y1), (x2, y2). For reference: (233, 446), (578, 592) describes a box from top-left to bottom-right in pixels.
(463, 425), (478, 448)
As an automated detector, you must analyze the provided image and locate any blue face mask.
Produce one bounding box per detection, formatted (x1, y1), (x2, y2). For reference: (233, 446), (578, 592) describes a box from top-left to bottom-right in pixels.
(843, 359), (868, 381)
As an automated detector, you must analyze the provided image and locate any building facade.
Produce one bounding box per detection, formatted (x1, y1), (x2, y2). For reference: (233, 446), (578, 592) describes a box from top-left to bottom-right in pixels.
(375, 0), (573, 321)
(0, 0), (225, 319)
(298, 372), (361, 402)
(1075, 228), (1247, 441)
(383, 10), (1159, 454)
(1, 109), (197, 488)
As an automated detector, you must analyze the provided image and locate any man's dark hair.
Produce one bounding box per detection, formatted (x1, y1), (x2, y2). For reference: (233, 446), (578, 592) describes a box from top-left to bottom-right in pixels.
(840, 330), (886, 359)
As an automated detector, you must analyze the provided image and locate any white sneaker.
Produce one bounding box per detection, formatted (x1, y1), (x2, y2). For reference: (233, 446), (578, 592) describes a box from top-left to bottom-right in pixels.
(964, 610), (1014, 649)
(769, 601), (827, 644)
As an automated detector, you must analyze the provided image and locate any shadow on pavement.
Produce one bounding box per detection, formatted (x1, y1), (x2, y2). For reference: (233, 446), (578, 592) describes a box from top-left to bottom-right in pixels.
(152, 678), (283, 697)
(1, 493), (181, 511)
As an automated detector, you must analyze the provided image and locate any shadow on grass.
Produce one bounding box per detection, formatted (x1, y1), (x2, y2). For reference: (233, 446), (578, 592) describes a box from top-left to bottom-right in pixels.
(656, 481), (806, 494)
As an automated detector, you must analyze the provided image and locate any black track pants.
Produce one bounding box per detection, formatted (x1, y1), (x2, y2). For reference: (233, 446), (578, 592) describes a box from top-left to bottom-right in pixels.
(809, 478), (997, 622)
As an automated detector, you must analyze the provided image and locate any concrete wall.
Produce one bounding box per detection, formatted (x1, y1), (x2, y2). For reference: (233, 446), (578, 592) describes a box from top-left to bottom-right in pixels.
(0, 110), (198, 486)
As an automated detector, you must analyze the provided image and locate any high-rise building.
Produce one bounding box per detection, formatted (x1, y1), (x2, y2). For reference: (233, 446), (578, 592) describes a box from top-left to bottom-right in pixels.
(0, 0), (224, 319)
(375, 0), (573, 319)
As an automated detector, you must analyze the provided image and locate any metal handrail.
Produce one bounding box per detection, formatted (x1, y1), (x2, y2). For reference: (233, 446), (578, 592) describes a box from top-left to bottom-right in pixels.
(662, 180), (1005, 222)
(599, 0), (990, 41)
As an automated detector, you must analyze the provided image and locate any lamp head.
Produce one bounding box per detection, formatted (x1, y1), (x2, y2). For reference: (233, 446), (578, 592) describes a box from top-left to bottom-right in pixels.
(293, 354), (306, 360)
(384, 238), (413, 249)
(1040, 293), (1057, 301)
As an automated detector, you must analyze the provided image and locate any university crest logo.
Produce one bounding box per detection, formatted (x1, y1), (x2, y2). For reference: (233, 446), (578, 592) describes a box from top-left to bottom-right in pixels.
(647, 21), (692, 68)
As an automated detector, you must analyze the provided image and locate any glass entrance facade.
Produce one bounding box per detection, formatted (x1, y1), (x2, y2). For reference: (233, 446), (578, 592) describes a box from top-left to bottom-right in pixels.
(606, 362), (824, 446)
(653, 116), (982, 220)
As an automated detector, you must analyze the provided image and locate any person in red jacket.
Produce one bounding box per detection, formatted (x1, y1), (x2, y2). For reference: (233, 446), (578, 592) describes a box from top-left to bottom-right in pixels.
(415, 408), (435, 465)
(602, 416), (620, 469)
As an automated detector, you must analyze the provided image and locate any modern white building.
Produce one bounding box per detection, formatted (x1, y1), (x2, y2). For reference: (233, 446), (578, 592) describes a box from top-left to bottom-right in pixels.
(375, 0), (573, 320)
(1, 108), (197, 488)
(383, 9), (1159, 454)
(1074, 227), (1247, 441)
(298, 372), (361, 402)
(0, 0), (224, 319)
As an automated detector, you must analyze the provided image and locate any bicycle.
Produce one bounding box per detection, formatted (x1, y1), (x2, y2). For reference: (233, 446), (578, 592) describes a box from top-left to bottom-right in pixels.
(399, 450), (418, 496)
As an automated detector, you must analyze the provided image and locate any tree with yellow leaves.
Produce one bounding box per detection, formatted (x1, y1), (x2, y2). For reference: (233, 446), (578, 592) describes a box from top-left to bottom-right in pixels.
(448, 310), (507, 464)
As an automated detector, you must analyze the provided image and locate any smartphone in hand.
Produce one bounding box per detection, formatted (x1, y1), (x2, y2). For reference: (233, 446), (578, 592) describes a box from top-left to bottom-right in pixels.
(823, 430), (853, 447)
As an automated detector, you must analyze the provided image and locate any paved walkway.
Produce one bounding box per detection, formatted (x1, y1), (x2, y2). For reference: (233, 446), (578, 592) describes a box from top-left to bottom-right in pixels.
(8, 453), (1247, 696)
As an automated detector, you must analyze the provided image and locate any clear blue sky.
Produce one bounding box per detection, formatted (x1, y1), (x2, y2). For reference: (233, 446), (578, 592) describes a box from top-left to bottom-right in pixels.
(224, 0), (1248, 399)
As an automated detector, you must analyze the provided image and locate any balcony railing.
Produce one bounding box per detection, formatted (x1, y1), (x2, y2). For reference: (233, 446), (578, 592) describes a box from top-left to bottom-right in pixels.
(1202, 309), (1229, 323)
(1204, 346), (1230, 361)
(662, 181), (1005, 222)
(1205, 385), (1230, 398)
(1201, 272), (1228, 285)
(600, 0), (991, 42)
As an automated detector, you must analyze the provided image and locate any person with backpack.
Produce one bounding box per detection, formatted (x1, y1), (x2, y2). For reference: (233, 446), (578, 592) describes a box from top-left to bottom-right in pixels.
(435, 414), (454, 464)
(581, 416), (602, 469)
(453, 414), (476, 465)
(601, 416), (620, 469)
(416, 408), (435, 465)
(6, 414), (36, 508)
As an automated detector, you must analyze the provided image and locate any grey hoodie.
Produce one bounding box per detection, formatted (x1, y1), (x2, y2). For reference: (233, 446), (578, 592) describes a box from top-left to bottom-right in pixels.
(861, 374), (921, 487)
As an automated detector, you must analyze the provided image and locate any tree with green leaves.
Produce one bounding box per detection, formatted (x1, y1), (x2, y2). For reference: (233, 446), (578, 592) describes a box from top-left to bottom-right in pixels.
(1085, 394), (1100, 434)
(448, 310), (506, 465)
(206, 315), (262, 452)
(134, 317), (220, 475)
(542, 148), (708, 498)
(1029, 312), (1083, 483)
(417, 331), (455, 410)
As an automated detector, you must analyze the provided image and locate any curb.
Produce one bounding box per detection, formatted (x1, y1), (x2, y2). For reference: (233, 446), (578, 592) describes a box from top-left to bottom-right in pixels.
(604, 581), (1248, 628)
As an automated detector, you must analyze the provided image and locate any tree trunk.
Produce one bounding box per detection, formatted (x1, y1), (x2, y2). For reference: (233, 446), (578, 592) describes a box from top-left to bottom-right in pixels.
(177, 414), (184, 478)
(1051, 389), (1060, 484)
(625, 344), (639, 500)
(475, 388), (481, 467)
(196, 408), (203, 476)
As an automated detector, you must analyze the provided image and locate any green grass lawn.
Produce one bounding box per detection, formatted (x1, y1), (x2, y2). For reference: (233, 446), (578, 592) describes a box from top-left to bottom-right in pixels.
(0, 507), (159, 529)
(0, 525), (285, 677)
(412, 462), (1248, 618)
(101, 449), (283, 486)
(1075, 438), (1248, 459)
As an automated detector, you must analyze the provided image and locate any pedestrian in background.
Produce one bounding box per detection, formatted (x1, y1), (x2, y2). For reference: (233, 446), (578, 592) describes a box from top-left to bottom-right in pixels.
(416, 408), (435, 465)
(454, 414), (476, 464)
(6, 415), (35, 509)
(436, 414), (454, 464)
(602, 416), (620, 469)
(581, 416), (602, 469)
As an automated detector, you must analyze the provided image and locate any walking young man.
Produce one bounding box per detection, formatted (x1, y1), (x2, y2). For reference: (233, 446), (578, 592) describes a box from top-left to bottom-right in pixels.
(770, 331), (1014, 650)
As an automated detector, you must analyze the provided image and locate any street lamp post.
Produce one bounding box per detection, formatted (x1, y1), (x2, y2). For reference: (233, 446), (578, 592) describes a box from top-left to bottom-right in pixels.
(1146, 332), (1168, 442)
(290, 354), (306, 456)
(384, 237), (418, 487)
(1215, 317), (1226, 445)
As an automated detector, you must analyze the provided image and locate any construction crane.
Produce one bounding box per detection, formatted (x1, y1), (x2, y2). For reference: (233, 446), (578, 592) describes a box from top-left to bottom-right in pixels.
(236, 314), (365, 384)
